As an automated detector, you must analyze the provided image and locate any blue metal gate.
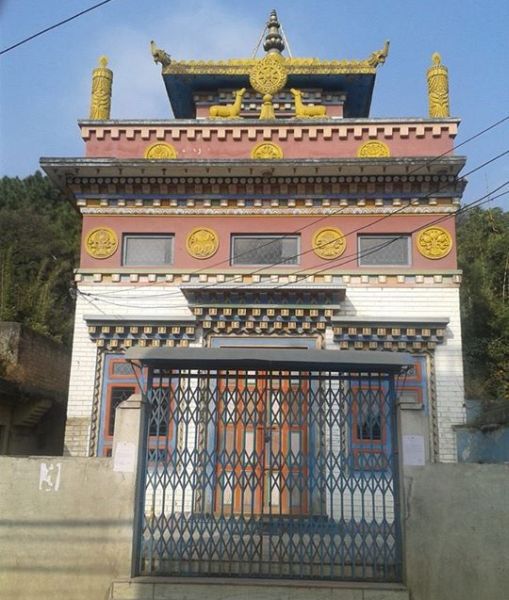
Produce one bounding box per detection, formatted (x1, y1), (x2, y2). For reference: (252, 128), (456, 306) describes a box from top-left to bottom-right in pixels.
(131, 350), (404, 581)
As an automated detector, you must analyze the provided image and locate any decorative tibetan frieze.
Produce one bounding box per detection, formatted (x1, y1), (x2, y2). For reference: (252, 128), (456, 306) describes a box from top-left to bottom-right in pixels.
(85, 227), (118, 259)
(144, 142), (178, 159)
(312, 227), (346, 260)
(357, 140), (391, 158)
(417, 226), (453, 259)
(86, 320), (196, 350)
(250, 142), (284, 159)
(182, 288), (344, 336)
(333, 318), (449, 351)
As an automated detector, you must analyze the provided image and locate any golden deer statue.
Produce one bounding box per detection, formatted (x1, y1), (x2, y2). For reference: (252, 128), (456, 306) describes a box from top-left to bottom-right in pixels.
(209, 88), (246, 119)
(290, 88), (327, 118)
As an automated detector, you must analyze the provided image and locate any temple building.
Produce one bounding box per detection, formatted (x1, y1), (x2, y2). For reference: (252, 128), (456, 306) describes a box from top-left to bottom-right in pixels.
(42, 10), (465, 582)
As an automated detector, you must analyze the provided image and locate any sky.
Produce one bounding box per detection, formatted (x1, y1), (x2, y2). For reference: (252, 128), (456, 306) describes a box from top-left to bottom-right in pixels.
(1, 0), (508, 209)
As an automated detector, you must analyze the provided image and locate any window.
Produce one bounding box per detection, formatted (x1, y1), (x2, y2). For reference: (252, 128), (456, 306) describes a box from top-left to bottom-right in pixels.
(231, 235), (299, 265)
(123, 234), (173, 266)
(358, 235), (410, 266)
(108, 386), (136, 435)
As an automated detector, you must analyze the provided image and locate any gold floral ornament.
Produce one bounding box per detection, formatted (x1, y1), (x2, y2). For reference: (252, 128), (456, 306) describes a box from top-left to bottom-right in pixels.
(85, 227), (118, 259)
(144, 142), (177, 159)
(417, 226), (453, 259)
(312, 227), (346, 260)
(186, 227), (219, 259)
(357, 141), (391, 158)
(250, 142), (284, 160)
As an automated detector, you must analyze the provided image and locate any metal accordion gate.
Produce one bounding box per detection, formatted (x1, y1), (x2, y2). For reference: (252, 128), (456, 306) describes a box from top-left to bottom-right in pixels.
(128, 348), (409, 582)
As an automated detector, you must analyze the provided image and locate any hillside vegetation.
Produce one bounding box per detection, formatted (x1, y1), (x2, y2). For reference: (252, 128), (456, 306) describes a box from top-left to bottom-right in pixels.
(0, 173), (507, 401)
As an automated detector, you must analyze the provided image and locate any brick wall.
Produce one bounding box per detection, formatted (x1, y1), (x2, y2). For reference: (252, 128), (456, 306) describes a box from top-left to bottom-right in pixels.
(64, 284), (464, 461)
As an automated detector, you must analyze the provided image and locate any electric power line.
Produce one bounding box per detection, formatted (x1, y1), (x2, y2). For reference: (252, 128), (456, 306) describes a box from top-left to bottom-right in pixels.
(0, 0), (116, 56)
(76, 178), (509, 311)
(82, 114), (509, 299)
(79, 147), (509, 305)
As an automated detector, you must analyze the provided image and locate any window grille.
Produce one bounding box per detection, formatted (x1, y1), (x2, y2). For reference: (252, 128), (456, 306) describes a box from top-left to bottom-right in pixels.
(136, 367), (402, 581)
(123, 234), (173, 266)
(358, 235), (409, 266)
(231, 235), (299, 265)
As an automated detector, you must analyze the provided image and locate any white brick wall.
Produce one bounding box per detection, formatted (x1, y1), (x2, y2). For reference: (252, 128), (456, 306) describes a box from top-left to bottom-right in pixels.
(64, 285), (194, 455)
(64, 284), (465, 462)
(337, 287), (465, 462)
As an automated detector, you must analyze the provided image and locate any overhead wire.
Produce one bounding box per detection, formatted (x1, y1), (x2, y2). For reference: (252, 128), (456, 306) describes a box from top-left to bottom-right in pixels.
(78, 147), (509, 305)
(0, 0), (116, 56)
(81, 113), (509, 299)
(76, 178), (509, 311)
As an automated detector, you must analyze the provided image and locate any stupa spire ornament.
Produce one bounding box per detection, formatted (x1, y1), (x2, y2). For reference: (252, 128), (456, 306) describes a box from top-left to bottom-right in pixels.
(89, 56), (113, 120)
(427, 52), (450, 118)
(263, 9), (285, 55)
(249, 10), (288, 119)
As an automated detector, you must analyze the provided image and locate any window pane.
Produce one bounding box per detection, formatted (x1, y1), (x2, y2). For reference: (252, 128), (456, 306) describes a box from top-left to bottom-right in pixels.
(109, 386), (136, 435)
(232, 236), (298, 265)
(358, 235), (409, 265)
(123, 235), (173, 266)
(112, 361), (133, 376)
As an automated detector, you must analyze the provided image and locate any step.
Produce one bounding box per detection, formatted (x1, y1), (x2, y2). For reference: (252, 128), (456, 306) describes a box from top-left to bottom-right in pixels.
(111, 577), (410, 600)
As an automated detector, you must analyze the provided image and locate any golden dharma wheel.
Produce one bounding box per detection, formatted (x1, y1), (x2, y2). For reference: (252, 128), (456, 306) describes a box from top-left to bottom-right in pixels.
(249, 54), (288, 96)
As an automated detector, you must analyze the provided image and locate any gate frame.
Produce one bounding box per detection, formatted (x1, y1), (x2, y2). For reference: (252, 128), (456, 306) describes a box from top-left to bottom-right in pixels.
(126, 346), (412, 581)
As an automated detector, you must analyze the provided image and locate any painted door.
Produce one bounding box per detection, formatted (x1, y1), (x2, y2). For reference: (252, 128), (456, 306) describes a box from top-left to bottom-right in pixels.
(214, 371), (309, 516)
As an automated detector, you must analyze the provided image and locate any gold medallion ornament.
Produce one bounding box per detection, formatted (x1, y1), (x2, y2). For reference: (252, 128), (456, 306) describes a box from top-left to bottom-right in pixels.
(250, 142), (284, 160)
(357, 141), (391, 158)
(417, 226), (453, 259)
(249, 54), (288, 97)
(186, 227), (219, 259)
(85, 227), (118, 259)
(144, 142), (177, 159)
(312, 227), (346, 260)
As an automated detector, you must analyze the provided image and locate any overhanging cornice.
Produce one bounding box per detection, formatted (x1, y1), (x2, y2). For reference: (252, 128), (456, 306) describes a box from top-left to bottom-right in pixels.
(41, 156), (466, 182)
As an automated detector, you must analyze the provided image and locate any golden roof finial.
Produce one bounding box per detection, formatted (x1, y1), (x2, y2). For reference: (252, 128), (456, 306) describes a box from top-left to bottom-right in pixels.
(263, 9), (285, 55)
(427, 52), (450, 118)
(89, 55), (113, 120)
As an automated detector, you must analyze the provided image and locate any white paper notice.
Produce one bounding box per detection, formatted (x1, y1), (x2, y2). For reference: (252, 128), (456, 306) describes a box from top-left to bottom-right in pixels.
(113, 441), (136, 473)
(402, 435), (426, 466)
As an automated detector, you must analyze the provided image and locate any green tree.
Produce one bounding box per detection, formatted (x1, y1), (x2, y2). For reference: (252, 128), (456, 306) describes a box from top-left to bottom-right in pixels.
(0, 172), (80, 344)
(457, 206), (509, 402)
